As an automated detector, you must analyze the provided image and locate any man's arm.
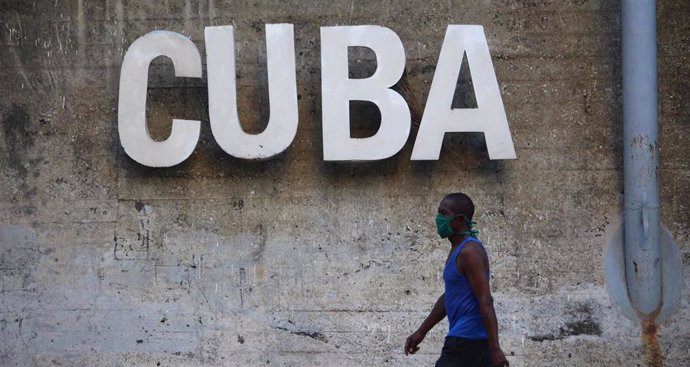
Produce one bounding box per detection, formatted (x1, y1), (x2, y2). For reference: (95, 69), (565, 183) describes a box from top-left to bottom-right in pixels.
(404, 294), (446, 355)
(459, 243), (509, 367)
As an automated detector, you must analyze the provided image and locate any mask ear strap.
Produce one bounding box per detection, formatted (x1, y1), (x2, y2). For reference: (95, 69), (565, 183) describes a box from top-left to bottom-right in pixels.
(457, 214), (479, 238)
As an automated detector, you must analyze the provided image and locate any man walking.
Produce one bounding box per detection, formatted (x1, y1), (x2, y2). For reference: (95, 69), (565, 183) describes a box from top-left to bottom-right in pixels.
(405, 193), (508, 367)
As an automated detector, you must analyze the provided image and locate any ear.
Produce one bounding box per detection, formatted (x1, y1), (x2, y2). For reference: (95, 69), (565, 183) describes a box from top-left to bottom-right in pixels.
(451, 214), (465, 230)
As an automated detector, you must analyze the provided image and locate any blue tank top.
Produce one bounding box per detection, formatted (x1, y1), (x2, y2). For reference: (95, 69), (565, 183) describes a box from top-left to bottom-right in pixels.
(443, 237), (489, 339)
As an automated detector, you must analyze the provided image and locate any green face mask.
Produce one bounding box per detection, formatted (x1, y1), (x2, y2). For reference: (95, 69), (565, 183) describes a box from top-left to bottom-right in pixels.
(435, 214), (457, 238)
(435, 214), (479, 239)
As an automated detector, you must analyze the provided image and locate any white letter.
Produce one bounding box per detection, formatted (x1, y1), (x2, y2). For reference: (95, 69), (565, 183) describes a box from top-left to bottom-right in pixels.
(118, 31), (202, 167)
(205, 24), (298, 159)
(321, 26), (410, 161)
(411, 25), (516, 160)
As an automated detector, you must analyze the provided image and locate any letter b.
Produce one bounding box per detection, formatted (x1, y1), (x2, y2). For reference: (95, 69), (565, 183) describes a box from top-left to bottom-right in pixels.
(320, 26), (411, 161)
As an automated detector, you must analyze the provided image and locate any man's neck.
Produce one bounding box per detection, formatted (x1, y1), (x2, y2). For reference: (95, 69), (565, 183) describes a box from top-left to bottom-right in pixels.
(448, 232), (470, 248)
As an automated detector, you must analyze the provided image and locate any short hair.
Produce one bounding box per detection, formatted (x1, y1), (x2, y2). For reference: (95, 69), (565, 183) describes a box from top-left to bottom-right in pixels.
(443, 193), (475, 220)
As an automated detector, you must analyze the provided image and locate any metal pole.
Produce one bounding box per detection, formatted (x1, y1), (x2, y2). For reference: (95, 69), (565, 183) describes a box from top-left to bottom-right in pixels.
(622, 0), (661, 316)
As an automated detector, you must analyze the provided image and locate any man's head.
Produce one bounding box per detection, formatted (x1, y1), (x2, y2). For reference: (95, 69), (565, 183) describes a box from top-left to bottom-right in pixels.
(436, 193), (475, 238)
(438, 193), (474, 219)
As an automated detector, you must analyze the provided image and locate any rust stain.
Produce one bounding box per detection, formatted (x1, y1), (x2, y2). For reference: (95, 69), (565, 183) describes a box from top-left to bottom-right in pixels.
(641, 318), (663, 367)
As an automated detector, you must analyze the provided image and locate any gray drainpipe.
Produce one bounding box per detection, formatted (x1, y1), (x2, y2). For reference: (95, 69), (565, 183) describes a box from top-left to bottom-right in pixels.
(621, 0), (660, 317)
(610, 1), (684, 366)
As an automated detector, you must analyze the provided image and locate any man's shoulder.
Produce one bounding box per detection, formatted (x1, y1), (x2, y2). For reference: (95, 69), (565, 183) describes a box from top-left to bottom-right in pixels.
(460, 240), (485, 255)
(457, 240), (488, 269)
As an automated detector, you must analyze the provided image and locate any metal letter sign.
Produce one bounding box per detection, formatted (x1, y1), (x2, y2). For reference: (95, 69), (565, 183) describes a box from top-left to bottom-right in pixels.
(321, 26), (410, 161)
(412, 26), (516, 160)
(206, 24), (299, 159)
(118, 24), (516, 167)
(118, 31), (202, 167)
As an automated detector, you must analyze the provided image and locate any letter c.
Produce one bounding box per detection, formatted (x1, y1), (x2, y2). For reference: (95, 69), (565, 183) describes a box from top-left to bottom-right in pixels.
(118, 31), (202, 167)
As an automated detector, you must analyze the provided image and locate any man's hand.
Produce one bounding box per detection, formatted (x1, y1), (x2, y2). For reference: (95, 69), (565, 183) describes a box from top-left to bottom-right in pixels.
(404, 330), (426, 355)
(489, 346), (509, 367)
(405, 294), (445, 356)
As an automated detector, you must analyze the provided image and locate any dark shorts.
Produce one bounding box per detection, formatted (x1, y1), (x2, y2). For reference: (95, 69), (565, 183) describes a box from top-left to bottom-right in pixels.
(435, 336), (489, 367)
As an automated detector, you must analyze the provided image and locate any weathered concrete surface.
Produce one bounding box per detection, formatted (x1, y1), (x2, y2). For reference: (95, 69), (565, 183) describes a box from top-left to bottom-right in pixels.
(0, 0), (688, 366)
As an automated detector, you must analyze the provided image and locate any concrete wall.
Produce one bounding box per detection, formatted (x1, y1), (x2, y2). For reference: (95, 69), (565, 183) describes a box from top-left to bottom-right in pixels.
(1, 0), (688, 366)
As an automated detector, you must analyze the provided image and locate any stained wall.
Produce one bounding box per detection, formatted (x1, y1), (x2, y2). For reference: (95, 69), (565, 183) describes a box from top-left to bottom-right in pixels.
(1, 1), (688, 366)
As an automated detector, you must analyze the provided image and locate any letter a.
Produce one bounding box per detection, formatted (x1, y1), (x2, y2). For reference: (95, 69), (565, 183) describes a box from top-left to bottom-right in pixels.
(321, 26), (410, 160)
(411, 25), (516, 160)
